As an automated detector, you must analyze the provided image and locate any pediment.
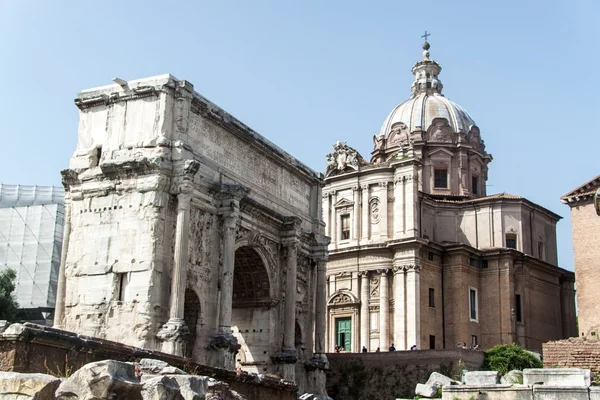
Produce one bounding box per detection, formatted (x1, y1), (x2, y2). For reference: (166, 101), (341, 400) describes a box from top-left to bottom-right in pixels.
(428, 147), (454, 158)
(327, 290), (360, 306)
(334, 198), (355, 208)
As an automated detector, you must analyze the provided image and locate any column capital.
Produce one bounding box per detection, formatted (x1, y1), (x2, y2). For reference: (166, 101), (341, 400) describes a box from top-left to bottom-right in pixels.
(377, 268), (390, 275)
(177, 192), (193, 211)
(352, 185), (360, 192)
(222, 212), (239, 231)
(405, 264), (421, 273)
(361, 184), (369, 191)
(359, 270), (369, 278)
(394, 175), (405, 183)
(392, 266), (406, 275)
(379, 181), (389, 188)
(329, 190), (337, 197)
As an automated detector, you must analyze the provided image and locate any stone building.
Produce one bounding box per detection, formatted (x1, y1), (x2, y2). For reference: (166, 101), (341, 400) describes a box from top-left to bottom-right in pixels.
(54, 75), (329, 395)
(561, 175), (600, 337)
(322, 41), (577, 353)
(0, 184), (64, 324)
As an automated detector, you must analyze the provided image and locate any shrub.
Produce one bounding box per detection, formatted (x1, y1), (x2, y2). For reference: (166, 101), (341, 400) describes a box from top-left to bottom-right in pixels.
(483, 343), (542, 376)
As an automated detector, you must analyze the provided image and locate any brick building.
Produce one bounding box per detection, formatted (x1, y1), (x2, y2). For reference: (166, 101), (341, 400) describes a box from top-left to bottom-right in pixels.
(561, 174), (600, 337)
(322, 40), (577, 353)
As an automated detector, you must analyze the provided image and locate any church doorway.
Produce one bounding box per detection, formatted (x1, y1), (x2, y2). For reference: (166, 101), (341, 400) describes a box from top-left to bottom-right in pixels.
(231, 246), (272, 374)
(335, 317), (352, 351)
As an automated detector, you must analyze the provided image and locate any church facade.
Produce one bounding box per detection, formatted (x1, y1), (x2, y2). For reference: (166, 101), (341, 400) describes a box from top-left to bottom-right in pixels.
(54, 74), (329, 395)
(322, 41), (577, 353)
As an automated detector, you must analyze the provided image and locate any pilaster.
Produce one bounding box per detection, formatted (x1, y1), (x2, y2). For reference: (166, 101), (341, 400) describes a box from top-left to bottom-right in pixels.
(360, 271), (370, 350)
(361, 184), (369, 240)
(406, 264), (421, 349)
(379, 269), (389, 349)
(379, 182), (389, 240)
(393, 266), (406, 350)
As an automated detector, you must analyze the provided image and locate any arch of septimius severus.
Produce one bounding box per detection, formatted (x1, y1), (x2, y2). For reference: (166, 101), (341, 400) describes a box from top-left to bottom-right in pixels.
(53, 74), (330, 395)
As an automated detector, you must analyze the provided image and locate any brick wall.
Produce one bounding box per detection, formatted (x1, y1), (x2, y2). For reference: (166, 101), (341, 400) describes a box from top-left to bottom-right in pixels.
(570, 199), (600, 336)
(326, 349), (484, 399)
(543, 337), (600, 375)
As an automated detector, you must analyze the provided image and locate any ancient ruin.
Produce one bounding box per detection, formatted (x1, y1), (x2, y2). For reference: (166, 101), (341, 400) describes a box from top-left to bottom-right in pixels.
(53, 74), (329, 395)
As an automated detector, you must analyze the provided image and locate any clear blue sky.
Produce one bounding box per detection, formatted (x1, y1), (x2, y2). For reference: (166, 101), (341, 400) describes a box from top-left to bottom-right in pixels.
(1, 1), (598, 272)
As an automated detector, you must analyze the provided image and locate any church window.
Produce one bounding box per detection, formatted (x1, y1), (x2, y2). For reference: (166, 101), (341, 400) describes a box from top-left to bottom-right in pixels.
(471, 335), (478, 346)
(481, 260), (488, 269)
(428, 252), (434, 261)
(340, 214), (350, 240)
(434, 169), (448, 189)
(472, 175), (479, 195)
(429, 335), (436, 349)
(429, 288), (435, 308)
(515, 294), (522, 323)
(469, 287), (478, 322)
(505, 233), (517, 249)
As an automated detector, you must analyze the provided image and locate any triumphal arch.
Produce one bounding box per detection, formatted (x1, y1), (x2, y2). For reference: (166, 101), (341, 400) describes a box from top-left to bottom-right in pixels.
(53, 74), (329, 394)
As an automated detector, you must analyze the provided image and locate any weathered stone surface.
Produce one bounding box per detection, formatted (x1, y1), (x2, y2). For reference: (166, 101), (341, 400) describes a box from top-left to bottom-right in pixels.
(55, 360), (142, 400)
(590, 386), (600, 400)
(0, 371), (61, 400)
(532, 384), (588, 400)
(500, 370), (524, 385)
(426, 371), (459, 387)
(441, 384), (531, 400)
(523, 368), (591, 387)
(168, 375), (210, 400)
(141, 376), (183, 400)
(463, 371), (499, 385)
(415, 383), (438, 398)
(139, 359), (171, 374)
(206, 381), (247, 400)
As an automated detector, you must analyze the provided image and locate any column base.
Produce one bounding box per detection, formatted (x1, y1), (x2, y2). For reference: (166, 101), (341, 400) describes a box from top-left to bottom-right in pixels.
(305, 354), (330, 397)
(304, 353), (330, 371)
(156, 319), (192, 356)
(205, 332), (241, 370)
(270, 347), (298, 364)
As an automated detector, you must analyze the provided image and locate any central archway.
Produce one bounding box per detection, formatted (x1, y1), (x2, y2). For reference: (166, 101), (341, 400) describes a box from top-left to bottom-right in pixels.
(232, 246), (273, 374)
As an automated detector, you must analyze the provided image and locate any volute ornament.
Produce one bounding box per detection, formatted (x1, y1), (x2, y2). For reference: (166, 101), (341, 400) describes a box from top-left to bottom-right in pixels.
(325, 141), (366, 176)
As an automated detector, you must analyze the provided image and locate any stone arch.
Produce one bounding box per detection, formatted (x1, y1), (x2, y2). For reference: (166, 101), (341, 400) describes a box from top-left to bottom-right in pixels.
(183, 288), (200, 358)
(231, 245), (274, 374)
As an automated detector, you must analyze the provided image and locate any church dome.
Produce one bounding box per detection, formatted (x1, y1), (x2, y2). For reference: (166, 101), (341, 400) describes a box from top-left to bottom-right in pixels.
(378, 40), (477, 138)
(379, 93), (475, 136)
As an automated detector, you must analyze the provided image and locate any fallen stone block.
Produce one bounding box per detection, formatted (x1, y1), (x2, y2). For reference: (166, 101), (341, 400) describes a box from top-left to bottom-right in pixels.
(206, 381), (247, 400)
(532, 384), (588, 400)
(426, 371), (460, 387)
(0, 371), (62, 400)
(139, 358), (171, 374)
(55, 360), (143, 400)
(523, 368), (591, 387)
(463, 371), (499, 385)
(169, 375), (210, 400)
(415, 383), (439, 398)
(141, 375), (183, 400)
(0, 320), (8, 334)
(500, 370), (524, 385)
(442, 384), (531, 400)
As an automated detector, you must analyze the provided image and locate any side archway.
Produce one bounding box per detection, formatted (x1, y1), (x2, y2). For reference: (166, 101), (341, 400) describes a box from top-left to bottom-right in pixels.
(231, 245), (273, 374)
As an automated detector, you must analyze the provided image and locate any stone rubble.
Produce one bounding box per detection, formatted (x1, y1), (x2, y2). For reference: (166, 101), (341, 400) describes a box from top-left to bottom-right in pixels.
(414, 371), (461, 398)
(442, 368), (596, 400)
(0, 371), (62, 400)
(0, 359), (248, 400)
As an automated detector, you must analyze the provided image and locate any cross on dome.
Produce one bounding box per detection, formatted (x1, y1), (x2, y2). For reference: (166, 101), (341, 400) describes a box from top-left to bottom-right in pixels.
(421, 31), (430, 41)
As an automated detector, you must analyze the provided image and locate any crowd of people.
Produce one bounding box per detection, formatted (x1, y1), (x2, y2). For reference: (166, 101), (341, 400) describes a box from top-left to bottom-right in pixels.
(333, 342), (481, 353)
(334, 343), (418, 353)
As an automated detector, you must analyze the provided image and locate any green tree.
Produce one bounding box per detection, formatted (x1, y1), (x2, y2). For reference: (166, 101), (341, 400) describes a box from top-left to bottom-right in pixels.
(0, 268), (19, 322)
(483, 343), (542, 376)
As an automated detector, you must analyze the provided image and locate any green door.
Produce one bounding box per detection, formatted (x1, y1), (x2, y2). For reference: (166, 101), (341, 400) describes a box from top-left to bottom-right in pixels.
(335, 317), (352, 351)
